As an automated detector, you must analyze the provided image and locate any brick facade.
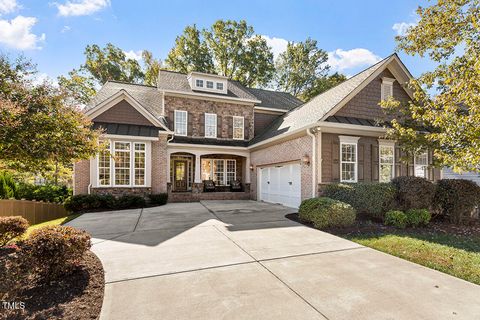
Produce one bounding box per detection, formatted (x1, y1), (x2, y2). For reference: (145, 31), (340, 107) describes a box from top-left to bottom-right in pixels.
(335, 70), (410, 121)
(92, 100), (154, 126)
(164, 96), (255, 140)
(73, 160), (90, 195)
(152, 134), (168, 193)
(250, 135), (314, 201)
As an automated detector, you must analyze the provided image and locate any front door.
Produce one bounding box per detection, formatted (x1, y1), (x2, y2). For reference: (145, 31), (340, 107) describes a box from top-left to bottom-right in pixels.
(174, 160), (188, 191)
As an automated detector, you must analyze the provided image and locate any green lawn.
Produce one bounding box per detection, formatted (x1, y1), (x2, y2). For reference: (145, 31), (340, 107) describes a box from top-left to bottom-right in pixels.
(23, 214), (82, 238)
(345, 230), (480, 285)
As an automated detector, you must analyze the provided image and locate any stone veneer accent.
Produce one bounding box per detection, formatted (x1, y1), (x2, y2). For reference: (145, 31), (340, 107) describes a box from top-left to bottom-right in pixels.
(91, 187), (152, 198)
(164, 95), (255, 140)
(250, 134), (315, 201)
(73, 159), (90, 195)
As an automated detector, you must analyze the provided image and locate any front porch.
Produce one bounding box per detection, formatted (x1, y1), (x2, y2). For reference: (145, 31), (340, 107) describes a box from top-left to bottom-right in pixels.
(167, 149), (252, 202)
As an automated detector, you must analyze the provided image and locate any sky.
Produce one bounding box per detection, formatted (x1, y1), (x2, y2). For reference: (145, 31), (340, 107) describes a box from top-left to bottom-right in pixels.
(0, 0), (436, 83)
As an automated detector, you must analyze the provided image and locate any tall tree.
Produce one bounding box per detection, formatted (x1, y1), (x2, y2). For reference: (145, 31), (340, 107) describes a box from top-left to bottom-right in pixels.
(142, 50), (162, 86)
(0, 55), (101, 176)
(203, 20), (274, 87)
(165, 25), (214, 74)
(58, 43), (148, 106)
(301, 72), (347, 101)
(275, 38), (330, 98)
(382, 0), (480, 172)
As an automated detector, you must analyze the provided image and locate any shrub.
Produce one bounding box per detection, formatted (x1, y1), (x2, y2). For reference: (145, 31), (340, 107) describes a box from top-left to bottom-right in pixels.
(0, 216), (29, 246)
(0, 171), (17, 199)
(434, 179), (480, 224)
(385, 210), (408, 228)
(323, 183), (395, 220)
(115, 195), (146, 209)
(16, 183), (72, 203)
(23, 226), (91, 281)
(299, 197), (356, 229)
(405, 209), (431, 227)
(391, 176), (436, 211)
(148, 193), (168, 206)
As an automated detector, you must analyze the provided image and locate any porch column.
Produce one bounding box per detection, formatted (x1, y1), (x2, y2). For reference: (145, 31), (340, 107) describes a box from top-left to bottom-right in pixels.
(245, 156), (251, 183)
(194, 153), (202, 183)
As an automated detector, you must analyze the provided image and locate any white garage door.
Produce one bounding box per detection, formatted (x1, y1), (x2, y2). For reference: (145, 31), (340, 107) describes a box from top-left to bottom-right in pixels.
(259, 163), (301, 208)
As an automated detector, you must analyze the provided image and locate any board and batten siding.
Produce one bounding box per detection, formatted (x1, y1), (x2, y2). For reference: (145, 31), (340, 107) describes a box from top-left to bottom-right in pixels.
(442, 168), (480, 186)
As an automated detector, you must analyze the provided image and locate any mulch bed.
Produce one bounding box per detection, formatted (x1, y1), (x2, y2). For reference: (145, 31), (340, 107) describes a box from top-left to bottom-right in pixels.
(1, 251), (104, 320)
(285, 213), (480, 238)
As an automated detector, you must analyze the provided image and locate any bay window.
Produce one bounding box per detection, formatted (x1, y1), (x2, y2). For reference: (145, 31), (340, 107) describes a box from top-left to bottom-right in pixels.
(201, 159), (237, 186)
(97, 140), (149, 187)
(414, 151), (428, 178)
(379, 142), (395, 182)
(339, 136), (359, 183)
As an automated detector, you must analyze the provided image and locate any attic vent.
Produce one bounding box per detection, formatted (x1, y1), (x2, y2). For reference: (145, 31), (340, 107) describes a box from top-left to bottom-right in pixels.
(381, 77), (395, 100)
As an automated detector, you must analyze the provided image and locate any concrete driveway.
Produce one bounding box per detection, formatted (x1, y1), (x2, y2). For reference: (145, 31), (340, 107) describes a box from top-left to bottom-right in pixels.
(66, 200), (480, 320)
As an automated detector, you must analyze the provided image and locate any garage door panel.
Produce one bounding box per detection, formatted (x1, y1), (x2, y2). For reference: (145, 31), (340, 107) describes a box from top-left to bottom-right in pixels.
(258, 163), (301, 208)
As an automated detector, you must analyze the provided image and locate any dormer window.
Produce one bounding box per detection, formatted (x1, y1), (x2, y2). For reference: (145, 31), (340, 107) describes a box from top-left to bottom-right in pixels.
(188, 72), (228, 94)
(381, 77), (395, 100)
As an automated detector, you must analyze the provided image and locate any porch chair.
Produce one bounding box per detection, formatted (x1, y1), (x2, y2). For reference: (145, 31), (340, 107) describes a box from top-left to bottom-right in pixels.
(203, 180), (216, 192)
(230, 179), (242, 192)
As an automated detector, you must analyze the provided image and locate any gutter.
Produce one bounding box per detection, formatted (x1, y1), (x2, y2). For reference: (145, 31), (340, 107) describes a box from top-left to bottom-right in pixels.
(306, 128), (317, 198)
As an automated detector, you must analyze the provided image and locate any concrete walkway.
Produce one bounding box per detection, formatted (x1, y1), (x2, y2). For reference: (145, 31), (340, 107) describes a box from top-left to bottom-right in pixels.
(66, 200), (480, 320)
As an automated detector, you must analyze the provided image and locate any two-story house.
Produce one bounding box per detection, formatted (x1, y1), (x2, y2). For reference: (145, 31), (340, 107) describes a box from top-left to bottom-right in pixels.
(74, 53), (440, 208)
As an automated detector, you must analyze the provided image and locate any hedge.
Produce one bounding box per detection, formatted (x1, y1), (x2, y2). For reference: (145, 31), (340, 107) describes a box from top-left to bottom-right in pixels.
(299, 197), (356, 229)
(391, 176), (435, 211)
(64, 193), (169, 212)
(323, 183), (395, 220)
(434, 179), (480, 224)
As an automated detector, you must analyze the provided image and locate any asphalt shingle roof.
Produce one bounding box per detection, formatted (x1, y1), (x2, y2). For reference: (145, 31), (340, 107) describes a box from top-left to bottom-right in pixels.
(249, 55), (394, 145)
(88, 81), (164, 119)
(246, 87), (303, 111)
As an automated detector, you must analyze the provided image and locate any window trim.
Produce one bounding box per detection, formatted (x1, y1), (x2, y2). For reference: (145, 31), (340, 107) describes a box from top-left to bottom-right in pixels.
(339, 136), (360, 183)
(133, 142), (146, 187)
(174, 110), (188, 136)
(378, 141), (395, 182)
(206, 81), (214, 89)
(204, 113), (217, 138)
(414, 150), (429, 178)
(195, 79), (204, 88)
(216, 82), (224, 90)
(233, 116), (245, 140)
(201, 158), (237, 186)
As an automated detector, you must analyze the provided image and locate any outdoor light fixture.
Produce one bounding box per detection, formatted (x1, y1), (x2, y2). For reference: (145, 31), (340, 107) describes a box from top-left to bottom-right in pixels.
(302, 154), (310, 165)
(249, 164), (254, 171)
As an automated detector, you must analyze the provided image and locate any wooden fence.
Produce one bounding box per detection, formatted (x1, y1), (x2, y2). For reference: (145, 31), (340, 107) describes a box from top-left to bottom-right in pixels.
(0, 199), (67, 225)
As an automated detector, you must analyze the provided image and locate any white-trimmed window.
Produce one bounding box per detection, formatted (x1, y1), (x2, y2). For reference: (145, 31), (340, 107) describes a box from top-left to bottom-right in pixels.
(134, 143), (146, 186)
(414, 151), (428, 178)
(339, 136), (359, 183)
(114, 142), (130, 186)
(216, 82), (223, 90)
(379, 142), (395, 182)
(174, 110), (187, 136)
(201, 159), (237, 186)
(195, 79), (204, 87)
(381, 77), (395, 100)
(98, 141), (111, 186)
(206, 81), (214, 89)
(204, 113), (217, 138)
(233, 116), (244, 140)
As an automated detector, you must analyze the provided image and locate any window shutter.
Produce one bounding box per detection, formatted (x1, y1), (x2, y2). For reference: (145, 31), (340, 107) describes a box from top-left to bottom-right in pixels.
(408, 154), (414, 176)
(332, 141), (340, 182)
(358, 143), (365, 181)
(216, 115), (222, 138)
(168, 110), (174, 131)
(371, 145), (379, 181)
(427, 149), (435, 181)
(199, 113), (205, 137)
(187, 111), (193, 136)
(227, 116), (233, 139)
(395, 146), (402, 177)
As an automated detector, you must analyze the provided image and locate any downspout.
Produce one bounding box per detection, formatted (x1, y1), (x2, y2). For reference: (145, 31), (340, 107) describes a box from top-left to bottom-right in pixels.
(306, 128), (317, 198)
(87, 183), (92, 195)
